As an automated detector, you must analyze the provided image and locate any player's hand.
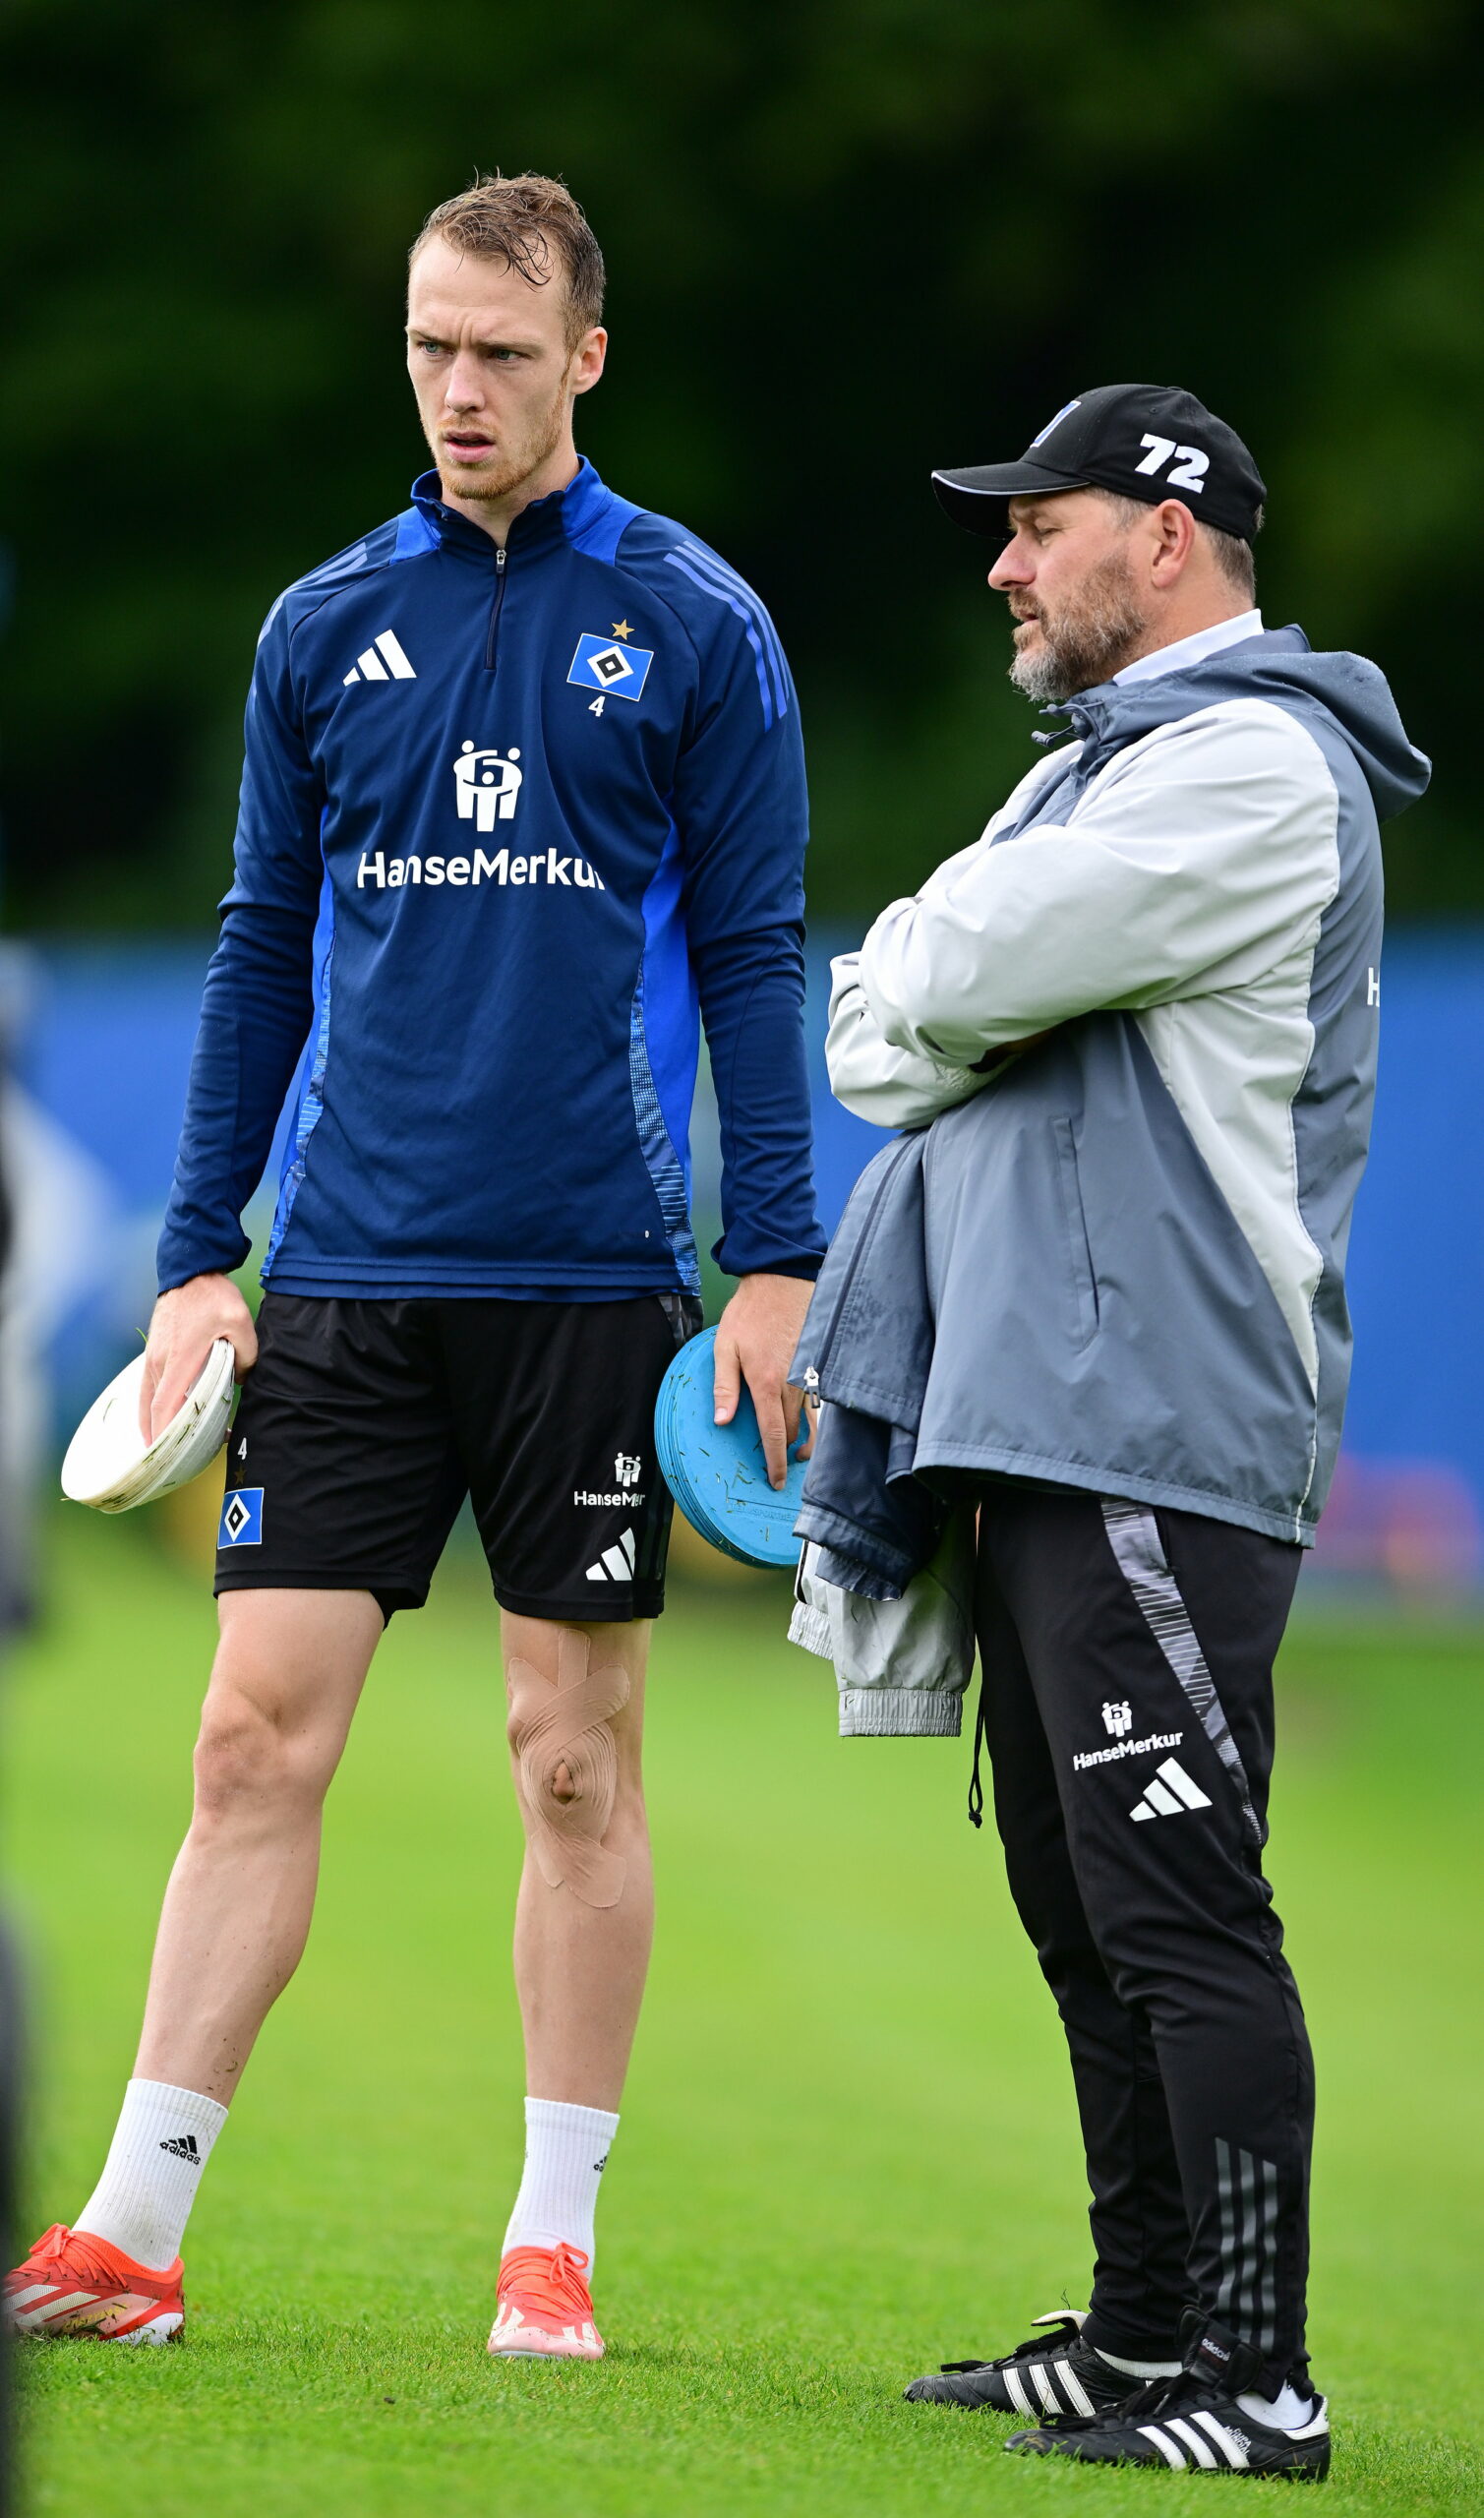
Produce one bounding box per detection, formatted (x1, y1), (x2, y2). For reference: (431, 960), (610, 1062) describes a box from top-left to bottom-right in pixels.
(713, 1272), (815, 1491)
(140, 1275), (259, 1443)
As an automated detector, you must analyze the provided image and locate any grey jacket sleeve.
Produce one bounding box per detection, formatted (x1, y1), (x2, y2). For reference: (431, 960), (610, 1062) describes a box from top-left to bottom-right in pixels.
(787, 1515), (979, 1736)
(857, 701), (1341, 1069)
(824, 954), (993, 1131)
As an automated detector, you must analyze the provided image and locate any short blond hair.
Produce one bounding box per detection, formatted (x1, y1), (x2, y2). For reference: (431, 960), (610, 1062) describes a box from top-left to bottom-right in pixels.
(410, 172), (605, 348)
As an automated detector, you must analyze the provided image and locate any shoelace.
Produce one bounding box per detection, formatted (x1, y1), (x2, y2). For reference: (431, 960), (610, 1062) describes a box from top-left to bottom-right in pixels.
(942, 2316), (1082, 2374)
(497, 2243), (593, 2324)
(1111, 2369), (1215, 2423)
(18, 2226), (126, 2289)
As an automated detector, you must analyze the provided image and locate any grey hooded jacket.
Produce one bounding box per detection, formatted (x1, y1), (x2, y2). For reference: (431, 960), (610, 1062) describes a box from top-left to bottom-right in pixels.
(790, 625), (1429, 1732)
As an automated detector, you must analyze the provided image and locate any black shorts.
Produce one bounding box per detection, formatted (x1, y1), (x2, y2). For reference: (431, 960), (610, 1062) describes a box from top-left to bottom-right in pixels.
(214, 1291), (701, 1623)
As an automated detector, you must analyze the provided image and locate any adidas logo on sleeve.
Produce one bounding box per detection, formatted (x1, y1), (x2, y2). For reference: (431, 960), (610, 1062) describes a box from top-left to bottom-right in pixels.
(343, 630), (417, 685)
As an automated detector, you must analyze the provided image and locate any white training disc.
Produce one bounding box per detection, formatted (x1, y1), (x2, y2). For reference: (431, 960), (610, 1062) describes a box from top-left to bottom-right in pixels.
(61, 1339), (238, 1514)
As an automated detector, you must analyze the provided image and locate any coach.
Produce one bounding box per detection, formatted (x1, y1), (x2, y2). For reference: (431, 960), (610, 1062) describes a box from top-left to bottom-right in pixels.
(800, 386), (1428, 2479)
(7, 173), (823, 2361)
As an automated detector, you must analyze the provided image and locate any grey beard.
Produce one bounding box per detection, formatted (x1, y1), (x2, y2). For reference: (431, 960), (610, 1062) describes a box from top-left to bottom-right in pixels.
(1008, 561), (1149, 705)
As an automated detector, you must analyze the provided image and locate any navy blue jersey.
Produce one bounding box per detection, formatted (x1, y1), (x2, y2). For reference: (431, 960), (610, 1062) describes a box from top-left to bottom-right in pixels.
(157, 460), (825, 1299)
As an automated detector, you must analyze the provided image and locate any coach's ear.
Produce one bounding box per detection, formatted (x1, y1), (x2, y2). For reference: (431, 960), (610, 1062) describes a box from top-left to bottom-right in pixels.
(1145, 498), (1200, 589)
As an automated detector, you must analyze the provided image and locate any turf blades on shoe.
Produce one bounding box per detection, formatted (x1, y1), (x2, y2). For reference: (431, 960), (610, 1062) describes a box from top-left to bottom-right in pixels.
(4, 2223), (185, 2343)
(905, 2308), (1129, 2416)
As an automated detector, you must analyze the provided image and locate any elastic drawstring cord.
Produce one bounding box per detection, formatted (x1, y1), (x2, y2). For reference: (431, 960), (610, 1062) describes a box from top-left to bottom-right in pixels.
(967, 1664), (987, 1829)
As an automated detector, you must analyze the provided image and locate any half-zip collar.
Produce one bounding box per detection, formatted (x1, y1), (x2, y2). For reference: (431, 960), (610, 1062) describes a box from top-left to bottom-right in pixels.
(409, 453), (615, 561)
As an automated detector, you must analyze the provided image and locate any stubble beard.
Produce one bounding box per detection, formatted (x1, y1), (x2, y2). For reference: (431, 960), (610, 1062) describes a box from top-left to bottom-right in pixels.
(1008, 549), (1150, 704)
(435, 382), (568, 509)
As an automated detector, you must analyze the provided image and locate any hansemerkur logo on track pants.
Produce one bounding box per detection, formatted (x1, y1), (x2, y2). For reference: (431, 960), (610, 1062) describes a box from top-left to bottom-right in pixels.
(356, 742), (606, 894)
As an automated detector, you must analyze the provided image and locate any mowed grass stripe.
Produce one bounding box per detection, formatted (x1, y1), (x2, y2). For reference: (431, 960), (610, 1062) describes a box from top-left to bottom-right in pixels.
(6, 1509), (1483, 2515)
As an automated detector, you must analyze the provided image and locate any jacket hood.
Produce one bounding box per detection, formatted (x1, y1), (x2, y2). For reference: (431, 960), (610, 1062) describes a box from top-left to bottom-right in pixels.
(1059, 626), (1431, 823)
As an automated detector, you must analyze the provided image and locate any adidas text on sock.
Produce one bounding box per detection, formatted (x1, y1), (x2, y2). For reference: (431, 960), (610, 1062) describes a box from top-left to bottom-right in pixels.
(76, 2078), (227, 2269)
(502, 2097), (619, 2269)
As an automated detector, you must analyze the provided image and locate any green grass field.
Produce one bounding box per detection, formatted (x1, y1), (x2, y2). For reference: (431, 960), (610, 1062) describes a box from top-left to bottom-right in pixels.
(5, 1507), (1483, 2515)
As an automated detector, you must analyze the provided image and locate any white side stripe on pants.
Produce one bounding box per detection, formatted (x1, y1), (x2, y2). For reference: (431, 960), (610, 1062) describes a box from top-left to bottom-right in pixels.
(1099, 1499), (1262, 1844)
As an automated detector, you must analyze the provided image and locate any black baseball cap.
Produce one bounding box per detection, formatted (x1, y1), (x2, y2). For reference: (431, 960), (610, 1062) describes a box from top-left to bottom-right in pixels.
(932, 384), (1266, 544)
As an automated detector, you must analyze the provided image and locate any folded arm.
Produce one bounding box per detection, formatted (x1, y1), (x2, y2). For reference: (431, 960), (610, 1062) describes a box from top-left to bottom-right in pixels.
(857, 703), (1340, 1069)
(825, 953), (997, 1130)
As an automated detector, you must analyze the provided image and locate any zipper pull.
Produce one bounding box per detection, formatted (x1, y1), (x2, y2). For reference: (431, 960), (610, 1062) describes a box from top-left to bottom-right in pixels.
(496, 545), (506, 570)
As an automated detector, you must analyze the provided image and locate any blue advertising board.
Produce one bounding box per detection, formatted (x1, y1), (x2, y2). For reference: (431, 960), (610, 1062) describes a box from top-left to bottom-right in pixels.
(11, 930), (1482, 1584)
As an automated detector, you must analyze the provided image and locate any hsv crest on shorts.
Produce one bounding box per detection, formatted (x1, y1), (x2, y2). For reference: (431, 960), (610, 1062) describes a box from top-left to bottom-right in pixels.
(218, 1487), (264, 1548)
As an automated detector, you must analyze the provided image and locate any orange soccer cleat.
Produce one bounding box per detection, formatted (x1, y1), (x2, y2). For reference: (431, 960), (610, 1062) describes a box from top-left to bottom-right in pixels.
(487, 2242), (604, 2360)
(4, 2224), (185, 2343)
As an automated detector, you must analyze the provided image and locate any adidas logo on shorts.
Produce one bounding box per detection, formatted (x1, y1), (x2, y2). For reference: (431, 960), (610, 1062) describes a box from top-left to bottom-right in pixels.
(585, 1529), (636, 1584)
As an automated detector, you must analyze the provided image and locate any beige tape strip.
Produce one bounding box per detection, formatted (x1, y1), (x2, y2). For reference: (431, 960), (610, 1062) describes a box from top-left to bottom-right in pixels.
(506, 1629), (632, 1908)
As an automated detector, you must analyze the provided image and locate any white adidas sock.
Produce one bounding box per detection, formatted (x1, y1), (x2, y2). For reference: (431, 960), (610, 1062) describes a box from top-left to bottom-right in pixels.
(1237, 2381), (1317, 2430)
(75, 2079), (227, 2270)
(1098, 2346), (1183, 2377)
(502, 2097), (619, 2269)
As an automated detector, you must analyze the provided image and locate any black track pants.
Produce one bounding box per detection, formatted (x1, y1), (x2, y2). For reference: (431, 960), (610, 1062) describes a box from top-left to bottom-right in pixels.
(974, 1485), (1312, 2395)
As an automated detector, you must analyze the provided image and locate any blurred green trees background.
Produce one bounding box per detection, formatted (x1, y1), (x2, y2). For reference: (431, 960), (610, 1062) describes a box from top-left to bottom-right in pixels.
(1, 0), (1478, 931)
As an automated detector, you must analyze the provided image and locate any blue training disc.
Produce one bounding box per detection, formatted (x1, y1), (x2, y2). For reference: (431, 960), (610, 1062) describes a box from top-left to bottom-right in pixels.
(654, 1325), (808, 1570)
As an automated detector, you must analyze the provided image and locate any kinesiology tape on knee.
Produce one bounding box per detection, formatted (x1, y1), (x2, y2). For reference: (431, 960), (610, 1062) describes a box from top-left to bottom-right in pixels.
(505, 1630), (632, 1908)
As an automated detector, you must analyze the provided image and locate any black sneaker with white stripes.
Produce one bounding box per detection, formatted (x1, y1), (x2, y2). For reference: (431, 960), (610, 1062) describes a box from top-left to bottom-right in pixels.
(903, 2309), (1142, 2418)
(1004, 2316), (1331, 2480)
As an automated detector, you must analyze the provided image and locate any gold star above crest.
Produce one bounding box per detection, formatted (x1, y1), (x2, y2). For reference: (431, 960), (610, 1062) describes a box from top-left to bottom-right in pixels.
(611, 620), (633, 640)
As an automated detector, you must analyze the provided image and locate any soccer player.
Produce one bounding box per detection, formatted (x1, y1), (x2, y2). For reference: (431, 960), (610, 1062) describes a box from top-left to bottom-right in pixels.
(805, 386), (1429, 2478)
(7, 174), (822, 2356)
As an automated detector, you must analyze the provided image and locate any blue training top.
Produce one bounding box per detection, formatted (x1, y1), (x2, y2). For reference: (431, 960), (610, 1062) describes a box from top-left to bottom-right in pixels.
(156, 459), (826, 1301)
